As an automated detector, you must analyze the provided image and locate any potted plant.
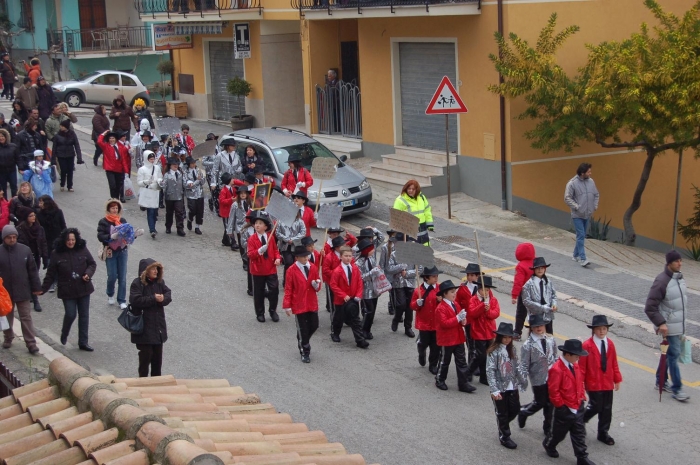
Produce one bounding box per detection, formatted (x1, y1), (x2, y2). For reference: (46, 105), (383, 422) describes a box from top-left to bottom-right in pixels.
(152, 59), (174, 117)
(227, 76), (254, 130)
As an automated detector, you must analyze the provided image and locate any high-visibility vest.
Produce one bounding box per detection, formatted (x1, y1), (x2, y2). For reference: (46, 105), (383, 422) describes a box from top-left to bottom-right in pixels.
(392, 193), (434, 240)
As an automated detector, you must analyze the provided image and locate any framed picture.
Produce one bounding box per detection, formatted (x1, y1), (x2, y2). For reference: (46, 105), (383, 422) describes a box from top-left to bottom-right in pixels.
(252, 182), (272, 210)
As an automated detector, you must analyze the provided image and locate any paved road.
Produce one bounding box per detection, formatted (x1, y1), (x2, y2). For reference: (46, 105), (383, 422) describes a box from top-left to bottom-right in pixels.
(7, 103), (699, 465)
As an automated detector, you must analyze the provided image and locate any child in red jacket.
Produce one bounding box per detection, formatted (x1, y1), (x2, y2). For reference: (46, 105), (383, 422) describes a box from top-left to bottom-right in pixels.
(512, 242), (535, 339)
(292, 192), (316, 237)
(322, 235), (345, 314)
(281, 152), (313, 197)
(544, 339), (596, 465)
(456, 263), (482, 372)
(324, 226), (357, 254)
(580, 315), (622, 446)
(329, 246), (368, 348)
(247, 212), (281, 323)
(283, 247), (321, 363)
(411, 265), (442, 374)
(218, 173), (237, 248)
(434, 280), (476, 393)
(467, 276), (501, 386)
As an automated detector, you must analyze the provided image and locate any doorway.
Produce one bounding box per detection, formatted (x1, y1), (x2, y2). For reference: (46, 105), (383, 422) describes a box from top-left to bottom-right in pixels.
(341, 41), (359, 85)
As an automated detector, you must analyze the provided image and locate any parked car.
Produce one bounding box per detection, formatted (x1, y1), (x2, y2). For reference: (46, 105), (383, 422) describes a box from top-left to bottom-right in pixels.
(51, 70), (150, 108)
(222, 128), (372, 216)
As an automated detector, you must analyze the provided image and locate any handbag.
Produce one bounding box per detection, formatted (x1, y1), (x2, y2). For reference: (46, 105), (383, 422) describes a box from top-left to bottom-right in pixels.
(679, 335), (692, 364)
(0, 277), (12, 317)
(50, 165), (57, 183)
(371, 268), (392, 295)
(97, 243), (112, 261)
(117, 304), (144, 335)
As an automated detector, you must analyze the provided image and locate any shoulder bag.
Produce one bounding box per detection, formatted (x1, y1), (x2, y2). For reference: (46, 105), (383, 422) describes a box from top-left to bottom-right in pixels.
(117, 304), (144, 335)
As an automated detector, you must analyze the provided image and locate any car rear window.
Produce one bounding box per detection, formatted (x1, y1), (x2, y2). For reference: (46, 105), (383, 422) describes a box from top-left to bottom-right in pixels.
(272, 142), (338, 170)
(122, 75), (137, 87)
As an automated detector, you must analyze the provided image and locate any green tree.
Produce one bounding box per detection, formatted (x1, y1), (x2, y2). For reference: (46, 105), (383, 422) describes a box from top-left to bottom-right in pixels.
(489, 0), (700, 246)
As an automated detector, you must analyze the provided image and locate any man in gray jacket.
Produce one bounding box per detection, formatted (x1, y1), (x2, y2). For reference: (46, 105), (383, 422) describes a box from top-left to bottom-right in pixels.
(564, 162), (599, 267)
(0, 225), (42, 354)
(644, 250), (689, 402)
(161, 157), (187, 237)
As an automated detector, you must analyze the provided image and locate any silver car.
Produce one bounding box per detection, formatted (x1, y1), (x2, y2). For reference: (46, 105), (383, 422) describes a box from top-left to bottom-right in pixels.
(51, 70), (151, 108)
(223, 128), (372, 216)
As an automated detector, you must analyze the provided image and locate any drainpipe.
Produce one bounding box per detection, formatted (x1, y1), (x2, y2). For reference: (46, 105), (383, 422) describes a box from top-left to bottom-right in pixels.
(498, 0), (507, 210)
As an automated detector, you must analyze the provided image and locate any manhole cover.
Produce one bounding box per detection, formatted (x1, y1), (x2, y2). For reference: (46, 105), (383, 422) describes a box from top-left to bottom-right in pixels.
(435, 235), (473, 245)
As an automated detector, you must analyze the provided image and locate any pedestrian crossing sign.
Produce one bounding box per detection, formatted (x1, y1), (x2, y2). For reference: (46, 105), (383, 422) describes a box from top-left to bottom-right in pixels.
(425, 76), (468, 115)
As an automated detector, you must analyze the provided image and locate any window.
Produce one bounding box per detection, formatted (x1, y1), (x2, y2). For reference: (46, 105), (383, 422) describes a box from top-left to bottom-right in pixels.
(272, 142), (339, 171)
(92, 74), (119, 86)
(122, 75), (137, 87)
(17, 0), (34, 32)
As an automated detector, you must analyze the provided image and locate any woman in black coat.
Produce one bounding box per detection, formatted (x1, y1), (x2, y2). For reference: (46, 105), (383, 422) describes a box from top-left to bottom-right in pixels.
(16, 206), (48, 312)
(129, 258), (171, 377)
(41, 228), (96, 350)
(37, 195), (65, 293)
(52, 119), (83, 191)
(36, 77), (56, 121)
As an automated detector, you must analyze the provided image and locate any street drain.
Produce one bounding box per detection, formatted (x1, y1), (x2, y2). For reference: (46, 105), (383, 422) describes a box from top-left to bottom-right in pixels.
(435, 235), (473, 245)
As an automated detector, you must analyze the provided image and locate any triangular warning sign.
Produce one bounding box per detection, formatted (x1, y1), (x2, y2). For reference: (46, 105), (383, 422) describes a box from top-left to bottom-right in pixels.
(425, 76), (468, 115)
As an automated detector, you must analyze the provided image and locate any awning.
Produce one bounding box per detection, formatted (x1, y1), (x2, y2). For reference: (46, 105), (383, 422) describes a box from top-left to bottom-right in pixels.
(173, 22), (223, 35)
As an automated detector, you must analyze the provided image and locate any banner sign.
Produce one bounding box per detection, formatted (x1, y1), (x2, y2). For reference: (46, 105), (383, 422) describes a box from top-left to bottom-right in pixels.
(395, 241), (435, 267)
(153, 24), (193, 51)
(389, 208), (419, 238)
(311, 157), (338, 181)
(316, 203), (343, 229)
(265, 190), (299, 226)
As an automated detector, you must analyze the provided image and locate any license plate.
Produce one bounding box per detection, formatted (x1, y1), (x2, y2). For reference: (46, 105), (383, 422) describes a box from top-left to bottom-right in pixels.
(338, 200), (356, 207)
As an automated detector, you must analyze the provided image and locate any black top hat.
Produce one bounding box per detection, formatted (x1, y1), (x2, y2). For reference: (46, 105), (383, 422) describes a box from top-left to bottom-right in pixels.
(558, 339), (589, 357)
(185, 156), (196, 165)
(327, 226), (345, 233)
(287, 153), (302, 163)
(357, 228), (375, 239)
(140, 131), (153, 139)
(220, 138), (236, 147)
(420, 265), (443, 277)
(291, 191), (308, 202)
(475, 275), (497, 289)
(148, 141), (161, 151)
(244, 173), (257, 184)
(160, 134), (169, 142)
(356, 238), (374, 253)
(253, 164), (265, 174)
(527, 314), (547, 328)
(530, 257), (551, 270)
(294, 247), (311, 257)
(494, 322), (517, 337)
(206, 133), (218, 141)
(301, 236), (316, 247)
(331, 236), (346, 248)
(117, 131), (129, 139)
(386, 228), (397, 235)
(220, 172), (234, 186)
(252, 212), (272, 231)
(245, 210), (258, 221)
(105, 131), (121, 141)
(167, 157), (180, 166)
(587, 315), (613, 329)
(437, 280), (459, 296)
(464, 263), (482, 275)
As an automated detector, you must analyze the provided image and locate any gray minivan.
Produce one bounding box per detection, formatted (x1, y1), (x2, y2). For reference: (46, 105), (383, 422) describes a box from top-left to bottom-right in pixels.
(221, 127), (372, 216)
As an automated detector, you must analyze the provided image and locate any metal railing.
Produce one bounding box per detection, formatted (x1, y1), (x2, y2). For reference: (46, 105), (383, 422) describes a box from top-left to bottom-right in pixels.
(0, 362), (23, 399)
(134, 0), (262, 18)
(292, 0), (480, 15)
(46, 26), (153, 57)
(316, 80), (362, 139)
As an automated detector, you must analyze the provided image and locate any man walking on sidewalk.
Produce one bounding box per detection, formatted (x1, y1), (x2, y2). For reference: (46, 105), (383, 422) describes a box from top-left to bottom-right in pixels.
(644, 250), (689, 402)
(564, 162), (599, 267)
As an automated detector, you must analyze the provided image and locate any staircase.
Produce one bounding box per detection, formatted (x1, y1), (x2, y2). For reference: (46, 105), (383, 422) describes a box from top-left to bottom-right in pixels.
(312, 133), (362, 158)
(364, 146), (457, 195)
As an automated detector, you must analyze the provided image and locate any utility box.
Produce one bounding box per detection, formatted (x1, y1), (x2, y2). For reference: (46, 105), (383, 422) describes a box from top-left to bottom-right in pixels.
(166, 100), (188, 118)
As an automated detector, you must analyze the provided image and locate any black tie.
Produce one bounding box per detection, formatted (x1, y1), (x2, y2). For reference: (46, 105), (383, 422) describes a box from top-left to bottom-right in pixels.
(346, 265), (352, 285)
(261, 234), (268, 258)
(294, 170), (298, 182)
(539, 279), (546, 305)
(303, 265), (309, 278)
(569, 364), (576, 378)
(541, 338), (547, 354)
(450, 302), (457, 313)
(175, 172), (179, 180)
(600, 340), (607, 373)
(113, 145), (120, 160)
(426, 284), (434, 293)
(228, 153), (233, 165)
(309, 254), (314, 264)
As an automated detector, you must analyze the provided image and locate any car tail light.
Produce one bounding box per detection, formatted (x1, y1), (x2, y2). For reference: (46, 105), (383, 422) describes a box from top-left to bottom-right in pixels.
(146, 89), (150, 94)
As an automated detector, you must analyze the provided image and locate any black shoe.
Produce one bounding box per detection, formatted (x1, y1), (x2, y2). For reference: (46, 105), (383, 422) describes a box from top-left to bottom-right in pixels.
(388, 308), (395, 316)
(60, 334), (67, 345)
(140, 206), (146, 212)
(429, 366), (438, 375)
(301, 354), (310, 363)
(405, 328), (415, 338)
(177, 229), (186, 237)
(356, 340), (369, 349)
(269, 311), (280, 322)
(597, 434), (615, 446)
(187, 220), (192, 230)
(473, 367), (481, 377)
(391, 320), (398, 332)
(166, 228), (172, 234)
(331, 333), (341, 343)
(34, 303), (42, 312)
(518, 412), (527, 429)
(458, 383), (476, 393)
(231, 244), (240, 251)
(543, 439), (559, 458)
(399, 317), (403, 323)
(256, 315), (265, 323)
(195, 228), (202, 235)
(435, 380), (448, 391)
(242, 263), (249, 271)
(576, 458), (597, 465)
(418, 349), (426, 367)
(479, 379), (489, 386)
(364, 331), (373, 340)
(79, 344), (94, 352)
(151, 231), (157, 239)
(247, 290), (253, 296)
(500, 438), (517, 449)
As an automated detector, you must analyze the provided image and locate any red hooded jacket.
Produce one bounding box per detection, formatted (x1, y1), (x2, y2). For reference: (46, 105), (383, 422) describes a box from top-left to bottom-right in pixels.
(579, 337), (623, 391)
(512, 242), (536, 299)
(467, 291), (500, 340)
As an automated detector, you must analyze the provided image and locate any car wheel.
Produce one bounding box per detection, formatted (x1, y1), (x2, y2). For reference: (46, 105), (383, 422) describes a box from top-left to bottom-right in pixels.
(65, 92), (82, 108)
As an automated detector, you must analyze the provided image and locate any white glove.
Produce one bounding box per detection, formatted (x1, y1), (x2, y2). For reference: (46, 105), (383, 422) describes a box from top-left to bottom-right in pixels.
(311, 280), (321, 291)
(235, 166), (242, 173)
(258, 244), (268, 254)
(296, 181), (305, 188)
(457, 309), (467, 323)
(283, 188), (290, 195)
(110, 233), (118, 240)
(314, 212), (318, 221)
(135, 229), (144, 237)
(417, 299), (425, 307)
(210, 184), (216, 189)
(354, 297), (361, 302)
(283, 308), (292, 317)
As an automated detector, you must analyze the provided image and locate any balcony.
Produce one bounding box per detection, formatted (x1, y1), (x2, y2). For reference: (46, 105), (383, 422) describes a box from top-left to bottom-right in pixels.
(47, 27), (154, 58)
(292, 0), (481, 18)
(134, 0), (262, 19)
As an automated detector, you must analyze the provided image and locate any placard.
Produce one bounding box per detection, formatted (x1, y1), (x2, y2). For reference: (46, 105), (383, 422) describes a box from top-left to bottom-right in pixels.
(389, 208), (419, 238)
(191, 140), (218, 160)
(157, 117), (181, 138)
(311, 157), (338, 181)
(264, 190), (299, 226)
(252, 183), (272, 210)
(153, 24), (193, 51)
(395, 241), (435, 268)
(316, 203), (343, 229)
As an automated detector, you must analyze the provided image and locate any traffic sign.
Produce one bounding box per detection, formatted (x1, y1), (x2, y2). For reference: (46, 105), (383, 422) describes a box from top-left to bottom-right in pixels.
(425, 76), (468, 115)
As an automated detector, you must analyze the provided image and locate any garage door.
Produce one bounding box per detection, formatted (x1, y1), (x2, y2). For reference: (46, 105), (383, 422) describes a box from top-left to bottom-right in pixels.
(209, 42), (245, 121)
(399, 42), (458, 152)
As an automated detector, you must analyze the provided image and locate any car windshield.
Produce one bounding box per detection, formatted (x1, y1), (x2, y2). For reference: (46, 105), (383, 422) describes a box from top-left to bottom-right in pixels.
(77, 72), (101, 82)
(272, 142), (339, 170)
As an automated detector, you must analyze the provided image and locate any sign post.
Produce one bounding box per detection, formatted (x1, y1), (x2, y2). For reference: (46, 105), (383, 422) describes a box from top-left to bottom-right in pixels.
(425, 76), (468, 219)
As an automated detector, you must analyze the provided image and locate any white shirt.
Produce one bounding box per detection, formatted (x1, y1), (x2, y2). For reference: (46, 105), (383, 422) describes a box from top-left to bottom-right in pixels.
(466, 281), (478, 295)
(343, 263), (353, 284)
(295, 261), (310, 277)
(592, 335), (608, 353)
(258, 233), (267, 243)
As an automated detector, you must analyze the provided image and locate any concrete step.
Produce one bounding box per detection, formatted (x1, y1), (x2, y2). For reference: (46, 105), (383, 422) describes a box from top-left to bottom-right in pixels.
(368, 163), (432, 185)
(381, 154), (446, 175)
(312, 134), (362, 154)
(364, 171), (432, 192)
(394, 145), (457, 165)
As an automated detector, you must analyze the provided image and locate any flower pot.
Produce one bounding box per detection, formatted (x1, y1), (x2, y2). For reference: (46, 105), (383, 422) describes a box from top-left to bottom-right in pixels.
(153, 100), (167, 117)
(230, 115), (254, 131)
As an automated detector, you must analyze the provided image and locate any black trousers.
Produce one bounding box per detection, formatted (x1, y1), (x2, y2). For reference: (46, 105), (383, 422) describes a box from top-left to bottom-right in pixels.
(57, 157), (75, 189)
(106, 171), (124, 200)
(252, 274), (279, 317)
(515, 295), (527, 335)
(584, 390), (613, 436)
(0, 170), (17, 197)
(391, 287), (414, 328)
(136, 343), (163, 377)
(325, 284), (334, 312)
(281, 250), (295, 285)
(93, 144), (102, 166)
(546, 403), (589, 459)
(493, 390), (521, 443)
(331, 300), (365, 343)
(2, 81), (14, 100)
(295, 312), (319, 356)
(468, 339), (492, 384)
(221, 218), (231, 246)
(464, 324), (475, 364)
(187, 197), (204, 226)
(520, 383), (553, 434)
(417, 330), (441, 371)
(165, 199), (185, 230)
(361, 297), (378, 334)
(436, 343), (470, 389)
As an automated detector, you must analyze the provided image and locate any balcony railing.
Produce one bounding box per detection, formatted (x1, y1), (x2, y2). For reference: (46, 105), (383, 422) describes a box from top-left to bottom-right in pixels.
(292, 0), (480, 15)
(47, 26), (153, 57)
(134, 0), (262, 19)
